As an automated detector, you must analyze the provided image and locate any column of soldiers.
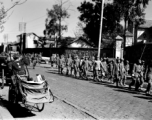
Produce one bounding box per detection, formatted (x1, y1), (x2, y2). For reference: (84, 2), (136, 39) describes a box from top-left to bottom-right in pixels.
(51, 54), (152, 95)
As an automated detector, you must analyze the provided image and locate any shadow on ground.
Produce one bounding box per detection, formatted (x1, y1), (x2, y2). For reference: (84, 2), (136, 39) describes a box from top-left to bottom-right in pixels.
(0, 97), (35, 118)
(35, 67), (152, 102)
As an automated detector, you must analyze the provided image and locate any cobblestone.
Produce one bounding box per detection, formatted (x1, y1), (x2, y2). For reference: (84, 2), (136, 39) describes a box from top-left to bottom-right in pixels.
(29, 65), (152, 120)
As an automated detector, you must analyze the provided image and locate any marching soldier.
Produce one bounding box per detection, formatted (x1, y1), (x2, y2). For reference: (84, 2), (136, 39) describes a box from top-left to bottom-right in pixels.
(113, 58), (121, 87)
(139, 60), (146, 89)
(59, 55), (65, 74)
(66, 55), (72, 76)
(83, 56), (89, 80)
(145, 60), (152, 95)
(101, 58), (107, 80)
(119, 58), (126, 86)
(123, 60), (130, 86)
(129, 59), (143, 91)
(79, 57), (85, 78)
(108, 59), (114, 83)
(73, 56), (80, 78)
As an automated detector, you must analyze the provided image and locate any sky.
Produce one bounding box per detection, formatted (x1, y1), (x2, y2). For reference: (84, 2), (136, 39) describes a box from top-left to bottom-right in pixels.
(0, 0), (152, 43)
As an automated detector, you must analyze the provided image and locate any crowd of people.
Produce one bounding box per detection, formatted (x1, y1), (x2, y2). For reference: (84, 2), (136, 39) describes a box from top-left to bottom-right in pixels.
(0, 51), (152, 96)
(50, 54), (152, 96)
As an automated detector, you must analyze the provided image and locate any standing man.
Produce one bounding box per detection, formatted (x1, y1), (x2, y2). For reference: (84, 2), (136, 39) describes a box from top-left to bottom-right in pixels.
(113, 58), (121, 87)
(129, 59), (142, 91)
(123, 60), (130, 86)
(83, 56), (89, 80)
(32, 53), (38, 69)
(145, 60), (152, 95)
(119, 58), (126, 86)
(59, 55), (65, 74)
(108, 59), (114, 83)
(66, 55), (72, 76)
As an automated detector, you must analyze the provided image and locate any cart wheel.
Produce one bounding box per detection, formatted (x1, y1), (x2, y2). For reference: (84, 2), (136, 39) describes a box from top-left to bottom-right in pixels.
(8, 85), (18, 104)
(36, 103), (45, 112)
(49, 89), (54, 103)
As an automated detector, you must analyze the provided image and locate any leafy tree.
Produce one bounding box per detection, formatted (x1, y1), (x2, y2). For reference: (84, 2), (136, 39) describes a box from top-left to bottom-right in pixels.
(77, 0), (150, 47)
(77, 0), (123, 46)
(44, 0), (70, 47)
(114, 0), (150, 47)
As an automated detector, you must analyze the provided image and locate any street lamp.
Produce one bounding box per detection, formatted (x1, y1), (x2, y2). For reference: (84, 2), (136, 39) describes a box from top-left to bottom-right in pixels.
(97, 0), (104, 59)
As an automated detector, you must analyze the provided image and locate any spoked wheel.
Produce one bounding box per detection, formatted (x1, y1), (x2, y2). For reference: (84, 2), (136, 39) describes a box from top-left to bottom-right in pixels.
(8, 85), (18, 104)
(35, 103), (45, 112)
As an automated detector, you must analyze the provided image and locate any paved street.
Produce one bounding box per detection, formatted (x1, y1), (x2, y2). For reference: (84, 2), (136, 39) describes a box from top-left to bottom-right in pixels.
(0, 87), (94, 120)
(27, 64), (152, 120)
(1, 64), (152, 120)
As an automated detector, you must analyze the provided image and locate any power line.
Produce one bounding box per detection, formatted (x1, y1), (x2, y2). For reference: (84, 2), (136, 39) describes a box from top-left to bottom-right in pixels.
(26, 15), (47, 23)
(4, 14), (47, 33)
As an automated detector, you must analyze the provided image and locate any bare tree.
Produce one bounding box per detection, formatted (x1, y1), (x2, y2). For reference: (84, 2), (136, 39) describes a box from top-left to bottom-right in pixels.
(44, 0), (75, 47)
(0, 0), (27, 32)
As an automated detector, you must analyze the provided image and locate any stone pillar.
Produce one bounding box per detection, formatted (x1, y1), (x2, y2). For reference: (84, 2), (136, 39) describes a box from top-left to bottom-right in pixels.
(115, 35), (123, 59)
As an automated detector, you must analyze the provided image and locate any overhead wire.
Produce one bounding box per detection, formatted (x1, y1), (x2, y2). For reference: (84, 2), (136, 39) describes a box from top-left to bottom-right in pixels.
(4, 14), (47, 33)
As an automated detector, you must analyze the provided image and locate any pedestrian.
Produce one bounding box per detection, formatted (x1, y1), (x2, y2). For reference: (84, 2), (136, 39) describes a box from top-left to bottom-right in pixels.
(59, 55), (65, 74)
(32, 53), (38, 69)
(119, 58), (126, 86)
(139, 60), (146, 89)
(93, 57), (103, 82)
(123, 60), (130, 86)
(66, 54), (72, 76)
(144, 60), (152, 95)
(113, 58), (121, 87)
(101, 58), (108, 80)
(129, 59), (142, 91)
(83, 56), (89, 80)
(108, 59), (114, 83)
(79, 57), (85, 78)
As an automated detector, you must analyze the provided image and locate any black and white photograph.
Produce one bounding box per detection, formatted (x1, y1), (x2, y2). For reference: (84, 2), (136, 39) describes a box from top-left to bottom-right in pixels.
(0, 0), (152, 120)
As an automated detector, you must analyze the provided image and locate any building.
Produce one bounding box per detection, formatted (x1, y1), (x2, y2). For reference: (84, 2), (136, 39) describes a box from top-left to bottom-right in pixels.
(135, 20), (152, 44)
(67, 38), (94, 48)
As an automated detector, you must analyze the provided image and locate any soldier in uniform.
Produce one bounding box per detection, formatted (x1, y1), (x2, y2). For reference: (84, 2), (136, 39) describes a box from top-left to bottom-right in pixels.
(108, 59), (114, 83)
(66, 55), (72, 76)
(59, 55), (65, 74)
(56, 55), (60, 73)
(129, 59), (142, 91)
(101, 58), (107, 80)
(113, 58), (121, 87)
(32, 53), (38, 69)
(145, 60), (152, 95)
(83, 56), (89, 80)
(139, 60), (146, 89)
(123, 60), (130, 86)
(72, 56), (79, 78)
(79, 57), (85, 78)
(119, 58), (126, 86)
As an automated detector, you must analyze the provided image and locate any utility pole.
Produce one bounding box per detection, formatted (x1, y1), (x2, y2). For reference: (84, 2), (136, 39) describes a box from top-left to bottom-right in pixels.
(3, 34), (8, 53)
(97, 0), (104, 59)
(19, 18), (26, 54)
(58, 1), (62, 48)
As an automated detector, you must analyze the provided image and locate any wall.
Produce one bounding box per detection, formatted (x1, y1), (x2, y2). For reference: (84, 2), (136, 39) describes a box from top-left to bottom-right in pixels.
(24, 47), (114, 58)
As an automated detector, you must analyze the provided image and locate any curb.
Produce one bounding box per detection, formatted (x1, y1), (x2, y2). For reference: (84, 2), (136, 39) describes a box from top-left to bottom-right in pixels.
(54, 95), (99, 120)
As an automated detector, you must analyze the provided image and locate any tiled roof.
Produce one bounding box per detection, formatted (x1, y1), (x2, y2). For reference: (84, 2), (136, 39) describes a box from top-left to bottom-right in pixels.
(139, 20), (152, 28)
